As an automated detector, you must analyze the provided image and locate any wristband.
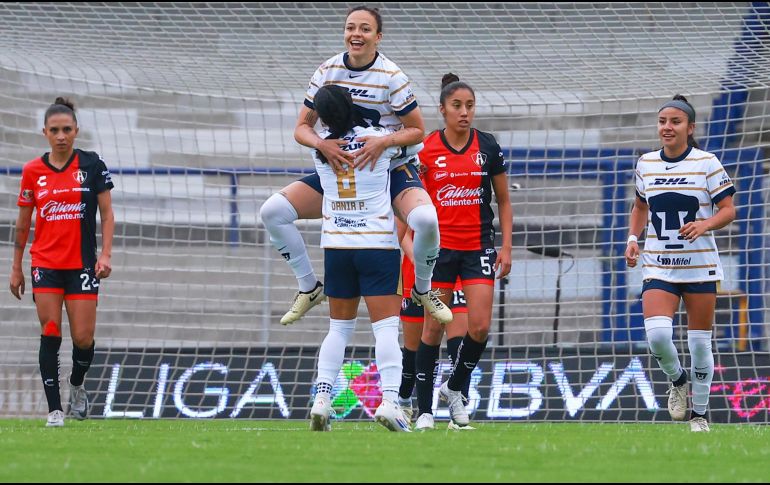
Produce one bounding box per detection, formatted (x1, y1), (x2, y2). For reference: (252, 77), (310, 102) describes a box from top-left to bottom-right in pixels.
(627, 235), (638, 244)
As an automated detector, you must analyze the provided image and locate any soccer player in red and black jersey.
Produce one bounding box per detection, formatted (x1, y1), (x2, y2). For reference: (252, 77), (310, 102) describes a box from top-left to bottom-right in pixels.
(414, 74), (513, 428)
(9, 97), (115, 427)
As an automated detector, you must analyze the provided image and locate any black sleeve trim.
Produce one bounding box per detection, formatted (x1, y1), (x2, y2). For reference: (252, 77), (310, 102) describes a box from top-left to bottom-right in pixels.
(394, 101), (418, 117)
(636, 191), (646, 203)
(304, 99), (314, 110)
(711, 186), (736, 205)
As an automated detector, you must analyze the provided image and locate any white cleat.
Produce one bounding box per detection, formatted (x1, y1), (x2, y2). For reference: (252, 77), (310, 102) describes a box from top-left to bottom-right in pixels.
(398, 397), (414, 423)
(374, 399), (411, 432)
(690, 416), (710, 432)
(411, 287), (453, 325)
(46, 410), (65, 427)
(309, 396), (332, 432)
(414, 413), (435, 431)
(281, 282), (326, 325)
(448, 422), (476, 431)
(667, 381), (689, 421)
(439, 381), (470, 427)
(68, 382), (89, 420)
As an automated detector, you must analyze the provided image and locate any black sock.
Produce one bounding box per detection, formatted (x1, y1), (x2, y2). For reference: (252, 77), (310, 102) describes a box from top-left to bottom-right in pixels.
(673, 369), (688, 387)
(70, 341), (95, 387)
(399, 347), (417, 400)
(448, 334), (487, 392)
(690, 410), (706, 420)
(39, 335), (63, 412)
(446, 337), (470, 400)
(415, 341), (440, 416)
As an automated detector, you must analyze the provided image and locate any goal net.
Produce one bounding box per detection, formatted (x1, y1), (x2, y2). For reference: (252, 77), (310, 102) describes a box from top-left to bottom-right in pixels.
(0, 2), (768, 422)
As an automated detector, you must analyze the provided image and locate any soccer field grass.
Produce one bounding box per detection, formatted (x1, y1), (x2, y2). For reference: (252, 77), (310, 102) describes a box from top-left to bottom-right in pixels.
(0, 420), (768, 482)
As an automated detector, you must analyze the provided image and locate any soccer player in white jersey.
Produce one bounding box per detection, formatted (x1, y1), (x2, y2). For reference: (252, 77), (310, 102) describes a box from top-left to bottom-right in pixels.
(259, 5), (450, 326)
(308, 85), (411, 432)
(626, 95), (736, 433)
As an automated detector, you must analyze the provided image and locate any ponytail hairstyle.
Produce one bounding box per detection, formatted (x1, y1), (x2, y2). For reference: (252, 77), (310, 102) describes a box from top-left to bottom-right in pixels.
(44, 97), (77, 125)
(313, 85), (366, 163)
(659, 94), (699, 149)
(439, 72), (475, 106)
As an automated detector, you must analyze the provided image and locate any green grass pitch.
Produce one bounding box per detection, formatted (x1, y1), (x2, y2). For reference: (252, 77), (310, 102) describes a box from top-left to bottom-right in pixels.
(1, 420), (768, 482)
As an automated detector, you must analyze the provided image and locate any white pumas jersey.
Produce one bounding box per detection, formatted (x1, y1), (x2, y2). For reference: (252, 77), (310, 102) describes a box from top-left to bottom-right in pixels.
(314, 126), (401, 250)
(635, 146), (736, 282)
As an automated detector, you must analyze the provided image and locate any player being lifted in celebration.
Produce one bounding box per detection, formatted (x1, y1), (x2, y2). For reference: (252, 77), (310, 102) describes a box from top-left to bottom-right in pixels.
(308, 85), (411, 432)
(10, 97), (115, 427)
(626, 95), (736, 433)
(417, 74), (513, 428)
(259, 5), (450, 326)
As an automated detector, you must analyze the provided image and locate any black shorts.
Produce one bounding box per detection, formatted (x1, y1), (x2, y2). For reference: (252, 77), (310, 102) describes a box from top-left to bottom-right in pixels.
(400, 289), (468, 323)
(298, 159), (423, 202)
(31, 267), (99, 300)
(432, 248), (497, 289)
(642, 279), (717, 297)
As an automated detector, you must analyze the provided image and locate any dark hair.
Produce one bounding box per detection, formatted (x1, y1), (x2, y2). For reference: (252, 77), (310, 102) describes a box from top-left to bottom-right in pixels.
(439, 73), (475, 106)
(346, 5), (382, 33)
(672, 94), (699, 149)
(314, 85), (366, 163)
(44, 97), (77, 125)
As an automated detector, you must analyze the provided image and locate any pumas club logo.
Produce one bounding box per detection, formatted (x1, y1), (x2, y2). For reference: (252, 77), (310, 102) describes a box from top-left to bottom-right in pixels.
(73, 170), (87, 184)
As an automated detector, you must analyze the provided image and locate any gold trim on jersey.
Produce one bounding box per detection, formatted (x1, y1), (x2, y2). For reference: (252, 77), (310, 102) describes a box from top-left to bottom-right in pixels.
(391, 82), (410, 96)
(707, 168), (725, 178)
(643, 264), (718, 270)
(643, 248), (717, 255)
(709, 183), (734, 195)
(643, 172), (706, 177)
(325, 80), (389, 90)
(325, 65), (399, 75)
(645, 233), (712, 239)
(638, 155), (714, 163)
(353, 98), (389, 105)
(310, 81), (320, 89)
(646, 187), (708, 193)
(391, 98), (414, 110)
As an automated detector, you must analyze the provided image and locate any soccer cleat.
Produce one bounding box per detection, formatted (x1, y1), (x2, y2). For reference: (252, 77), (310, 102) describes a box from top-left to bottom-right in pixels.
(309, 396), (332, 432)
(281, 282), (326, 325)
(411, 287), (453, 325)
(414, 413), (435, 431)
(374, 399), (411, 432)
(398, 397), (414, 423)
(439, 381), (470, 427)
(68, 382), (89, 420)
(667, 381), (689, 421)
(689, 416), (710, 432)
(46, 410), (65, 427)
(447, 421), (476, 431)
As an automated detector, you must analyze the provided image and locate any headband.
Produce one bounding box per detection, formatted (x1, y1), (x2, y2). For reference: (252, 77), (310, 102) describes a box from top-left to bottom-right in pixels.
(658, 100), (695, 121)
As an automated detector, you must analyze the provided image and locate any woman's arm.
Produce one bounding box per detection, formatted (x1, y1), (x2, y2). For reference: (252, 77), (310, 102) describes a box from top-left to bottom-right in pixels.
(96, 190), (114, 279)
(492, 173), (513, 279)
(10, 205), (34, 299)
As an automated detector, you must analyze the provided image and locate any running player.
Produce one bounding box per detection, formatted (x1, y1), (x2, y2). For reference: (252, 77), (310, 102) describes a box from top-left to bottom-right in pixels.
(626, 94), (736, 433)
(10, 97), (115, 427)
(258, 5), (450, 326)
(417, 74), (513, 428)
(308, 85), (410, 432)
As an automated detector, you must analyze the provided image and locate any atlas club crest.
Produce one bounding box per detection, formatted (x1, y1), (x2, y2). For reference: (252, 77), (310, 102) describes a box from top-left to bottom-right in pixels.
(73, 170), (87, 184)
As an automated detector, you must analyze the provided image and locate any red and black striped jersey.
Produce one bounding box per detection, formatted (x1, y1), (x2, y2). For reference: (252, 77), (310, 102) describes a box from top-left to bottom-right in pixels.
(17, 149), (114, 269)
(419, 129), (506, 250)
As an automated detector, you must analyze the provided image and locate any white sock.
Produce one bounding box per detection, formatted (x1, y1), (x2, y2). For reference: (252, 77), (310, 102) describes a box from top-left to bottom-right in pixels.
(688, 330), (714, 415)
(372, 316), (402, 397)
(316, 318), (356, 389)
(406, 204), (439, 294)
(259, 193), (317, 292)
(645, 316), (684, 380)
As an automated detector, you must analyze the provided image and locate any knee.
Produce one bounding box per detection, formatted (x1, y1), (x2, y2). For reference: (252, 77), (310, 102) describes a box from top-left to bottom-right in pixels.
(644, 316), (673, 349)
(259, 193), (297, 226)
(406, 204), (438, 234)
(72, 333), (94, 349)
(468, 324), (489, 343)
(422, 322), (443, 345)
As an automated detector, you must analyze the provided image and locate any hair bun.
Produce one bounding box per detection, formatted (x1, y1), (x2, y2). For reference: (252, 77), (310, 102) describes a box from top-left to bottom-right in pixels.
(53, 97), (75, 111)
(672, 94), (689, 104)
(441, 73), (460, 89)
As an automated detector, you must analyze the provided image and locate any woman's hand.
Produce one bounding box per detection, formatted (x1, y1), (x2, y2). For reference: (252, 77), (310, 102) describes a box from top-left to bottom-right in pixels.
(352, 135), (390, 171)
(625, 241), (640, 268)
(9, 267), (25, 300)
(96, 254), (112, 280)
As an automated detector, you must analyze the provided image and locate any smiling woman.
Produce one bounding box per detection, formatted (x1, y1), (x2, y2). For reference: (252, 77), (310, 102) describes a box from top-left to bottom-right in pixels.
(9, 96), (115, 428)
(625, 94), (737, 433)
(258, 5), (452, 328)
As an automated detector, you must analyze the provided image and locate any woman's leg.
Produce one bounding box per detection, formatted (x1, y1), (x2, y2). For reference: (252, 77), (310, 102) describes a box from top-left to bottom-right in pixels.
(682, 291), (716, 423)
(35, 293), (65, 416)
